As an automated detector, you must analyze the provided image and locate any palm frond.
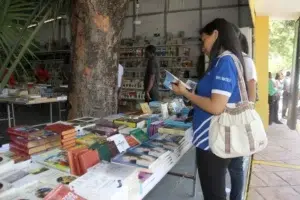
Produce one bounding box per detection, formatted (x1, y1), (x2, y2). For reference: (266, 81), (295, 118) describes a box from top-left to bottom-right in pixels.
(0, 0), (70, 88)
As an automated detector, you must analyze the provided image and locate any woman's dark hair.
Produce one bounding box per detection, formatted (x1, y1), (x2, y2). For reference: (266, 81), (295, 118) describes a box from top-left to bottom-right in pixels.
(200, 18), (245, 72)
(145, 45), (156, 54)
(239, 33), (249, 54)
(275, 73), (281, 80)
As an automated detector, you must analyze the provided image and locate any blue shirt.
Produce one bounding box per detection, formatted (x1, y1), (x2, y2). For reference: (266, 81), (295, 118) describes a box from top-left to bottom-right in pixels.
(192, 53), (241, 150)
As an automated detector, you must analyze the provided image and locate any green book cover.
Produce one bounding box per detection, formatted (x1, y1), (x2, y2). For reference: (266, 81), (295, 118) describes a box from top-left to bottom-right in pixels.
(130, 128), (149, 143)
(89, 142), (112, 161)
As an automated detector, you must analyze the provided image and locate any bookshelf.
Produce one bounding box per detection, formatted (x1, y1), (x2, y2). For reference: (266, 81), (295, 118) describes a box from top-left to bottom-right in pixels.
(119, 38), (200, 105)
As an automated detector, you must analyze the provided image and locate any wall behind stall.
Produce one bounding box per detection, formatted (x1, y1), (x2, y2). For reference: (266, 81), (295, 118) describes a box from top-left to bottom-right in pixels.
(121, 0), (253, 73)
(34, 0), (253, 50)
(123, 0), (252, 39)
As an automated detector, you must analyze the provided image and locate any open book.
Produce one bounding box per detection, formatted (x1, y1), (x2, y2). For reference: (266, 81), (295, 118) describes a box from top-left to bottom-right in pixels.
(163, 70), (192, 90)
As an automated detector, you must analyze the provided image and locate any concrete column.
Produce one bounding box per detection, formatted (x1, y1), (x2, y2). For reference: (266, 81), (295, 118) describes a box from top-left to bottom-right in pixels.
(254, 16), (269, 128)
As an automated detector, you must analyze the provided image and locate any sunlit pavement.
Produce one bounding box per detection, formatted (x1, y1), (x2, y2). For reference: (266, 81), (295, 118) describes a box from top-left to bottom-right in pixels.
(248, 123), (300, 200)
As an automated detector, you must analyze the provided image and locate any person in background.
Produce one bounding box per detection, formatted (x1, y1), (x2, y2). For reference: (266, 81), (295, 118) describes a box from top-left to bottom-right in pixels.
(2, 68), (16, 88)
(228, 32), (257, 200)
(172, 18), (245, 200)
(275, 72), (284, 123)
(269, 72), (282, 124)
(282, 71), (291, 118)
(35, 64), (50, 83)
(144, 45), (160, 102)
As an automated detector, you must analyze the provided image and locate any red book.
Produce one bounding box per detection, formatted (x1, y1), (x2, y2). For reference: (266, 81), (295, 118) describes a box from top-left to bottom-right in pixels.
(78, 150), (100, 174)
(67, 147), (88, 176)
(45, 124), (75, 136)
(125, 135), (139, 147)
(44, 184), (86, 200)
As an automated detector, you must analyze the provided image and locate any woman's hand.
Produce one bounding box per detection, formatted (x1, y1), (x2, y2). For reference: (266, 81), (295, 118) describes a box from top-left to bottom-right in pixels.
(172, 81), (188, 96)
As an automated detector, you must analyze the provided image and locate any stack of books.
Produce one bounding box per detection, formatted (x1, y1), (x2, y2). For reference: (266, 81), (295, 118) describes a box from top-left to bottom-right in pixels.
(67, 146), (100, 176)
(8, 126), (61, 157)
(45, 124), (76, 150)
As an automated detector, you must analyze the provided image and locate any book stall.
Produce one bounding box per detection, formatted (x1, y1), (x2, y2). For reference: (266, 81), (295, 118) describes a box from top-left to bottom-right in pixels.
(0, 86), (68, 127)
(0, 99), (197, 200)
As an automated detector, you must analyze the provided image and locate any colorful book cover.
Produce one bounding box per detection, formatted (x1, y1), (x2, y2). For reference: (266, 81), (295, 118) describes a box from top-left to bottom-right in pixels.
(112, 152), (157, 169)
(1, 163), (77, 189)
(10, 140), (61, 155)
(96, 119), (127, 130)
(128, 143), (169, 158)
(45, 123), (76, 136)
(138, 171), (153, 183)
(118, 127), (137, 135)
(107, 134), (130, 153)
(85, 126), (117, 137)
(163, 70), (191, 90)
(140, 103), (152, 114)
(164, 119), (192, 129)
(186, 79), (197, 91)
(113, 118), (145, 128)
(107, 141), (119, 158)
(130, 128), (149, 143)
(75, 134), (106, 146)
(32, 148), (70, 173)
(44, 184), (86, 200)
(89, 142), (112, 161)
(125, 135), (139, 147)
(7, 126), (44, 139)
(158, 125), (190, 135)
(145, 140), (179, 152)
(10, 130), (60, 149)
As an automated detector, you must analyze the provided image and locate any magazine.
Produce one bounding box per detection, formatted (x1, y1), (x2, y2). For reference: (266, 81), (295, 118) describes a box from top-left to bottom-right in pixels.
(127, 143), (169, 158)
(163, 70), (191, 91)
(112, 152), (157, 169)
(32, 148), (70, 173)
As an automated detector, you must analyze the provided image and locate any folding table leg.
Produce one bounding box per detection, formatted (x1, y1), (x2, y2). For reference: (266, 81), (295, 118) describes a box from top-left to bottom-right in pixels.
(58, 102), (61, 120)
(50, 102), (53, 123)
(7, 103), (11, 128)
(191, 150), (197, 197)
(12, 103), (15, 126)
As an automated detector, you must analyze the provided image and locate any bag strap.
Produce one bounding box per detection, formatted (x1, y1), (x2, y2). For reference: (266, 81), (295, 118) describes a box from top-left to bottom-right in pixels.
(218, 51), (249, 102)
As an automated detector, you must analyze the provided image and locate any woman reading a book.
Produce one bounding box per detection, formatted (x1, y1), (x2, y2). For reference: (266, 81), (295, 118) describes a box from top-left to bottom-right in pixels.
(172, 18), (245, 200)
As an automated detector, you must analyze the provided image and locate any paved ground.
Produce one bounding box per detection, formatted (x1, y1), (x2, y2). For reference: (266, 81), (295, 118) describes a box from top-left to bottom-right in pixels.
(248, 123), (300, 200)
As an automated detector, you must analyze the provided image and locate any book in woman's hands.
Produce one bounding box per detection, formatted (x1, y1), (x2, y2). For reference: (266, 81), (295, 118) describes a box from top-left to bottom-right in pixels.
(163, 70), (191, 90)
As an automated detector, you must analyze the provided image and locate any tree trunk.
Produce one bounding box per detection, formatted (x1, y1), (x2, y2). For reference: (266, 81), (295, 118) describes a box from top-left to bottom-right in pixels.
(68, 0), (129, 119)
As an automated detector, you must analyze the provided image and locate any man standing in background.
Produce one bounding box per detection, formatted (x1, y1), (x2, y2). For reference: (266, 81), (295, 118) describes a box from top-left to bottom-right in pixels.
(144, 45), (160, 102)
(282, 71), (291, 118)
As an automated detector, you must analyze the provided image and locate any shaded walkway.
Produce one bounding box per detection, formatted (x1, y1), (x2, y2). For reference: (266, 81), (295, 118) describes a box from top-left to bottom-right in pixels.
(248, 123), (300, 200)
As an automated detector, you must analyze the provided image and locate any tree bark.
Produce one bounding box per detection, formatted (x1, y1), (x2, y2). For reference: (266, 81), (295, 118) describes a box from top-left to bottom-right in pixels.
(68, 0), (129, 119)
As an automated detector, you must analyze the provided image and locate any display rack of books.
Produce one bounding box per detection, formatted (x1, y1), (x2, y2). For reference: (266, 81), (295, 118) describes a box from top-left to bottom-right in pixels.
(119, 37), (200, 107)
(0, 101), (194, 200)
